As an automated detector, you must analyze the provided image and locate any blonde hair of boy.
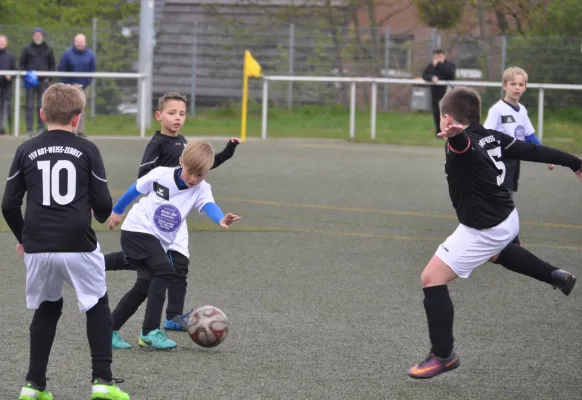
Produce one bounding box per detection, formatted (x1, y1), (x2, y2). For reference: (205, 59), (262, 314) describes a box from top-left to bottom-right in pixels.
(41, 83), (86, 125)
(502, 67), (528, 84)
(181, 140), (215, 175)
(158, 92), (187, 111)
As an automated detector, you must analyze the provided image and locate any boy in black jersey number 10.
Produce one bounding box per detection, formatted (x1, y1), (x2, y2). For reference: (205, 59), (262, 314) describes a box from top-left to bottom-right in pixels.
(1, 83), (129, 399)
(407, 87), (580, 379)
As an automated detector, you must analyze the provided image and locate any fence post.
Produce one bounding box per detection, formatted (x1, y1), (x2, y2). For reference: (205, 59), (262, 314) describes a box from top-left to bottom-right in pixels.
(349, 81), (356, 140)
(261, 79), (269, 140)
(13, 74), (21, 137)
(190, 22), (198, 116)
(537, 86), (544, 142)
(288, 24), (295, 110)
(383, 26), (390, 113)
(91, 18), (98, 122)
(500, 35), (507, 98)
(371, 81), (377, 140)
(140, 77), (147, 138)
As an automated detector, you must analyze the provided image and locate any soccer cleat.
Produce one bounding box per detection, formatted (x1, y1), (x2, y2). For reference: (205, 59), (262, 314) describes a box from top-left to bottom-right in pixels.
(163, 309), (193, 331)
(407, 352), (460, 379)
(19, 382), (53, 400)
(138, 328), (177, 350)
(91, 378), (130, 400)
(550, 269), (576, 296)
(112, 331), (132, 349)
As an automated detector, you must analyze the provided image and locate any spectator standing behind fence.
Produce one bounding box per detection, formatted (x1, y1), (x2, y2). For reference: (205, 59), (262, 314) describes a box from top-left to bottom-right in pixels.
(20, 27), (55, 138)
(422, 49), (456, 137)
(58, 33), (96, 138)
(0, 34), (16, 135)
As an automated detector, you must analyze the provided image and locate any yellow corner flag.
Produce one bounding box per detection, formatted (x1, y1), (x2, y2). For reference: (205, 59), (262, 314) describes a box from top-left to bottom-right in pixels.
(244, 50), (262, 78)
(241, 50), (263, 142)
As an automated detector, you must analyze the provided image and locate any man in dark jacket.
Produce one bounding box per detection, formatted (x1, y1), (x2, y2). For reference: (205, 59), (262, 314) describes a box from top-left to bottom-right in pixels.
(0, 34), (16, 135)
(19, 27), (56, 138)
(422, 49), (456, 136)
(58, 33), (96, 137)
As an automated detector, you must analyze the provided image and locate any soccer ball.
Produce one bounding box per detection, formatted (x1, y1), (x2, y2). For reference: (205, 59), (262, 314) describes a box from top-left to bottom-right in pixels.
(187, 305), (229, 348)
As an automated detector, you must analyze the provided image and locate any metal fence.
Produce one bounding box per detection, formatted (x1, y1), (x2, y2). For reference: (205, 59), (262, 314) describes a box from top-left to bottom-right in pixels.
(259, 76), (582, 142)
(153, 16), (582, 114)
(0, 22), (140, 119)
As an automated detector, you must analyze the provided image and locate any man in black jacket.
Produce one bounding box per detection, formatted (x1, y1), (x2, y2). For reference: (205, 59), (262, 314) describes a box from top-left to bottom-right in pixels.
(0, 34), (16, 135)
(19, 27), (55, 138)
(422, 48), (456, 137)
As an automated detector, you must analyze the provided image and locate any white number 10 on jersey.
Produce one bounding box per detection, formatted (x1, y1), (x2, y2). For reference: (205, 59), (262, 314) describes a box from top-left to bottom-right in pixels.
(37, 160), (77, 205)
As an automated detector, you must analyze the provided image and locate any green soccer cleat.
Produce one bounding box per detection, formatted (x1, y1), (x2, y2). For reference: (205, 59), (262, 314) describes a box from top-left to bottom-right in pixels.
(112, 331), (132, 349)
(91, 378), (130, 400)
(19, 382), (53, 400)
(138, 328), (177, 350)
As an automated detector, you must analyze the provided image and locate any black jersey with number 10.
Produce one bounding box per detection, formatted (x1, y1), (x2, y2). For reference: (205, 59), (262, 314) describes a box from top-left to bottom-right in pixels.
(445, 124), (581, 230)
(1, 131), (112, 253)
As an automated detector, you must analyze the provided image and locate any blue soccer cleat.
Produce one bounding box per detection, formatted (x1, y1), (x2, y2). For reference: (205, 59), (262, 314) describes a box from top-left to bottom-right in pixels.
(164, 309), (193, 332)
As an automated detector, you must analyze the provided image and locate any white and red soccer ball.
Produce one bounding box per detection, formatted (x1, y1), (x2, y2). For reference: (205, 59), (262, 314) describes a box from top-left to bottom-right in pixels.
(187, 305), (229, 348)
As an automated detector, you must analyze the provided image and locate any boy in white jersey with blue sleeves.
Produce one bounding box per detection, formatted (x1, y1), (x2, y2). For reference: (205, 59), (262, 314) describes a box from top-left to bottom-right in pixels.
(108, 140), (240, 350)
(483, 67), (554, 245)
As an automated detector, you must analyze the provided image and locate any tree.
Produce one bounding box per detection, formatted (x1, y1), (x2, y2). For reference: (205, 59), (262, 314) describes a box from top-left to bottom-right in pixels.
(0, 0), (139, 115)
(412, 0), (464, 29)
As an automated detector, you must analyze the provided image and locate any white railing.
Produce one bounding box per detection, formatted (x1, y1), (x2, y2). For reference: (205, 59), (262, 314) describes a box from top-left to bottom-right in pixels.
(0, 70), (147, 137)
(260, 76), (582, 142)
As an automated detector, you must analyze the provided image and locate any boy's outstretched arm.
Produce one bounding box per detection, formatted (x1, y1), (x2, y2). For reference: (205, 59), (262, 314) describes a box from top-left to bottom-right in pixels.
(107, 183), (145, 230)
(202, 202), (240, 228)
(211, 138), (241, 170)
(502, 136), (582, 173)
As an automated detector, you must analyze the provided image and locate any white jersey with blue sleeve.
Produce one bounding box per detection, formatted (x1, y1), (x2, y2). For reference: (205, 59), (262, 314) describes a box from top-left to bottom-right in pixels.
(121, 166), (214, 251)
(483, 100), (535, 141)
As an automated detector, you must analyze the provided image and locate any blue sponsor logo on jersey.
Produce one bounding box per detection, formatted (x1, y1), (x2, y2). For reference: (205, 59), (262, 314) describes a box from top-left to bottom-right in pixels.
(153, 204), (182, 233)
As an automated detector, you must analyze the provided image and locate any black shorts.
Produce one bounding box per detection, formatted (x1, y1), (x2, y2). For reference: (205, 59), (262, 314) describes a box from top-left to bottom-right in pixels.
(120, 230), (173, 278)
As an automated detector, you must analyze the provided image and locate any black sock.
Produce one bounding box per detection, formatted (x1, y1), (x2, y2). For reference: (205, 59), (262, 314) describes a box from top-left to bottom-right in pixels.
(495, 243), (557, 284)
(423, 285), (454, 359)
(166, 281), (186, 320)
(166, 251), (189, 320)
(111, 278), (149, 331)
(86, 293), (113, 382)
(104, 251), (135, 272)
(142, 275), (170, 335)
(27, 298), (63, 389)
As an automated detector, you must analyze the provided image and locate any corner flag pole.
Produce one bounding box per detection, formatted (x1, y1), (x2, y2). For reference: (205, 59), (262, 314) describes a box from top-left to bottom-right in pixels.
(241, 50), (262, 142)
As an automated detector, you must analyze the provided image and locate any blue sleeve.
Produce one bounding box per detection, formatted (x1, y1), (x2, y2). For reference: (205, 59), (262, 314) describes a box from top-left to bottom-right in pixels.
(524, 133), (541, 145)
(202, 202), (225, 224)
(112, 183), (142, 214)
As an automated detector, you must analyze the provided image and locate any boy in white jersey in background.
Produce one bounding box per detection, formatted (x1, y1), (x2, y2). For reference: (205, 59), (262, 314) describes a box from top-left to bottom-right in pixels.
(483, 67), (554, 245)
(108, 140), (240, 350)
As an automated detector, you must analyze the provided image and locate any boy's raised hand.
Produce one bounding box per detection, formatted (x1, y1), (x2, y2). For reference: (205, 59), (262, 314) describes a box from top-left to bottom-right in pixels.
(575, 167), (582, 182)
(107, 212), (123, 230)
(437, 124), (465, 138)
(219, 213), (241, 228)
(230, 138), (242, 144)
(548, 164), (555, 170)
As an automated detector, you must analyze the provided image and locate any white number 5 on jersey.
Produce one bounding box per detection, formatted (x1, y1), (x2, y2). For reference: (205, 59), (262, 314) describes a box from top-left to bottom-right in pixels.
(486, 147), (506, 186)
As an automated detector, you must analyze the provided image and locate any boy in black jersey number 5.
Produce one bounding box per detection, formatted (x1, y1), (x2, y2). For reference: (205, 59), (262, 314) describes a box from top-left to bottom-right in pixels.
(408, 87), (580, 379)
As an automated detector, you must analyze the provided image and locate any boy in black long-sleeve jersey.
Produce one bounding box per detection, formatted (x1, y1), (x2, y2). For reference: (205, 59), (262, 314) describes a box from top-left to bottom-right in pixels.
(105, 92), (240, 348)
(407, 87), (578, 379)
(1, 83), (129, 399)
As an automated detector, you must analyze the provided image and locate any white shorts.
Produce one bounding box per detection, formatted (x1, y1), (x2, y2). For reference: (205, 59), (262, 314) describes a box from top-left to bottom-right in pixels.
(24, 244), (107, 312)
(435, 208), (520, 278)
(168, 220), (189, 259)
